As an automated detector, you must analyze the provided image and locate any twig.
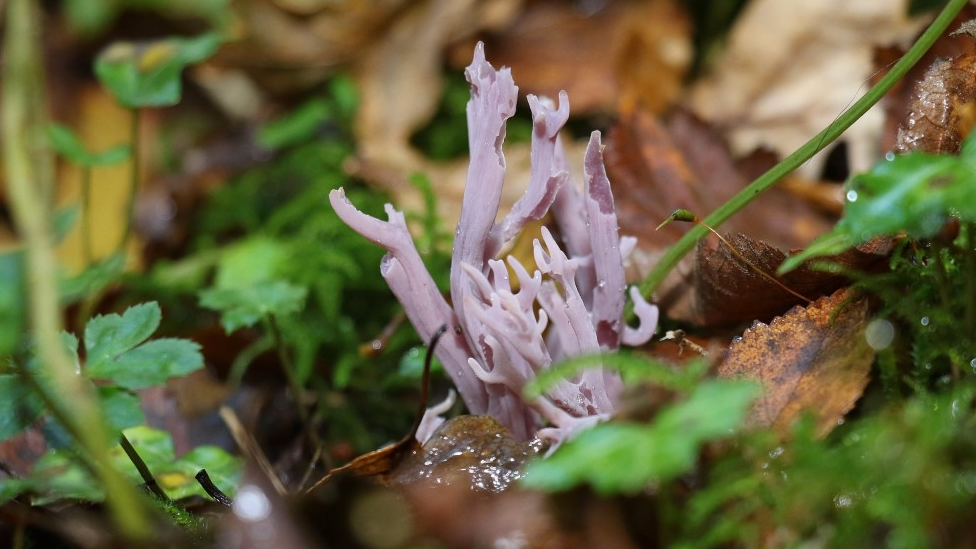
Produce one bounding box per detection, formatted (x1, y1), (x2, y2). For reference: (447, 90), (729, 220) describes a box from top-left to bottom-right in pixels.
(195, 469), (233, 507)
(219, 406), (288, 496)
(119, 433), (170, 502)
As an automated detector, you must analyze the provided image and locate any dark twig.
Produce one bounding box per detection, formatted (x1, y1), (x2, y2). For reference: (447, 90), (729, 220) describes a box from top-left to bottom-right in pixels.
(195, 469), (233, 507)
(119, 433), (170, 502)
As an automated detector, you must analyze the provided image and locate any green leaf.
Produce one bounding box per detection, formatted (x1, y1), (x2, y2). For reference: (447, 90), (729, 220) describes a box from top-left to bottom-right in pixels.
(83, 302), (204, 389)
(94, 33), (222, 108)
(522, 380), (760, 495)
(85, 302), (162, 365)
(257, 99), (332, 150)
(87, 339), (203, 390)
(47, 123), (131, 167)
(60, 253), (126, 303)
(0, 250), (26, 358)
(214, 237), (288, 288)
(158, 445), (242, 500)
(98, 386), (145, 434)
(199, 280), (308, 333)
(0, 375), (44, 441)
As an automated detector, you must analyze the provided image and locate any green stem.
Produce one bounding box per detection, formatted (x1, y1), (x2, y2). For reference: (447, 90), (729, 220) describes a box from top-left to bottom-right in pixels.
(81, 166), (93, 265)
(1, 0), (150, 539)
(264, 316), (327, 461)
(118, 107), (141, 254)
(636, 0), (969, 301)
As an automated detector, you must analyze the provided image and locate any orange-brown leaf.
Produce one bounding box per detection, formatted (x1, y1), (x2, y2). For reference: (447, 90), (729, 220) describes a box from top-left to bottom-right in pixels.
(717, 288), (874, 437)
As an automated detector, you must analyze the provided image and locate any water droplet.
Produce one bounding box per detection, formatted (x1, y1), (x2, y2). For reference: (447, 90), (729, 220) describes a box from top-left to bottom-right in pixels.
(768, 446), (785, 459)
(865, 318), (895, 350)
(920, 316), (930, 326)
(846, 189), (858, 202)
(885, 151), (896, 161)
(597, 279), (607, 289)
(833, 493), (854, 508)
(370, 339), (382, 350)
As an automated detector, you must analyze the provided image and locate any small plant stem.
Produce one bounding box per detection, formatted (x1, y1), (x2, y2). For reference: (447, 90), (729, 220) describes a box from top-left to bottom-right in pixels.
(117, 107), (141, 254)
(263, 316), (327, 465)
(81, 166), (93, 265)
(1, 0), (150, 539)
(119, 433), (171, 502)
(635, 0), (969, 302)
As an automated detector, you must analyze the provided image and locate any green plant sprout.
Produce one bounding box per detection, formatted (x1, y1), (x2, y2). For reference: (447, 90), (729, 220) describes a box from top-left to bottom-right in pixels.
(94, 32), (222, 255)
(47, 123), (131, 265)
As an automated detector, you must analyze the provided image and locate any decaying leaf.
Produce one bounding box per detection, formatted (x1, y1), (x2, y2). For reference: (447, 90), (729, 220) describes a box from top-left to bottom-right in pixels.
(604, 108), (844, 323)
(691, 233), (890, 327)
(717, 288), (873, 437)
(895, 45), (976, 154)
(687, 0), (925, 177)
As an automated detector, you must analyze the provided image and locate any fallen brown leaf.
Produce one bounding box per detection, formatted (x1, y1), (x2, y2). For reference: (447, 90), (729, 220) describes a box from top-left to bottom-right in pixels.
(717, 288), (874, 437)
(687, 0), (925, 177)
(480, 0), (692, 115)
(690, 233), (891, 327)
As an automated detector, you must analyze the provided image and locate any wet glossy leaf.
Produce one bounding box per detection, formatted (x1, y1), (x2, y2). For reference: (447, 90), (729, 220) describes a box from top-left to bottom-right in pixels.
(523, 379), (759, 495)
(94, 33), (221, 108)
(717, 288), (873, 437)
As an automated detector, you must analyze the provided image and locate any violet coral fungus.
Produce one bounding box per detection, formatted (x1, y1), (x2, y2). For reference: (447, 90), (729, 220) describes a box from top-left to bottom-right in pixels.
(329, 43), (658, 443)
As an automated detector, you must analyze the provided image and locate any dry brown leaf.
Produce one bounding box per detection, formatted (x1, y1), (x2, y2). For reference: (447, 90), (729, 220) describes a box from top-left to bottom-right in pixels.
(691, 233), (891, 327)
(687, 0), (925, 177)
(604, 108), (841, 322)
(717, 288), (873, 437)
(479, 0), (692, 115)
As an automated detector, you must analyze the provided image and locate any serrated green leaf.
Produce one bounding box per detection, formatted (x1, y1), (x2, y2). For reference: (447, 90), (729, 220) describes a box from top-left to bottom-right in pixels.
(0, 375), (44, 441)
(94, 33), (222, 108)
(523, 380), (759, 495)
(87, 338), (203, 390)
(199, 280), (308, 333)
(85, 302), (161, 366)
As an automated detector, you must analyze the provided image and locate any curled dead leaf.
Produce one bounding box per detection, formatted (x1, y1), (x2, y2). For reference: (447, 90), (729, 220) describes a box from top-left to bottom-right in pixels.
(717, 288), (874, 437)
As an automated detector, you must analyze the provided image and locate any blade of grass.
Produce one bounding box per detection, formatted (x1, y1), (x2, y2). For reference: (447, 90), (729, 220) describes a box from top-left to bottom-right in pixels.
(634, 0), (969, 305)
